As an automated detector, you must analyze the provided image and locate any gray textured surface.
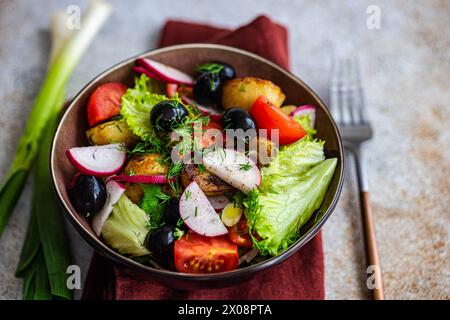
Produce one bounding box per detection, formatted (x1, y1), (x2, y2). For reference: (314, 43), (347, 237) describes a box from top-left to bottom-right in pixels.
(0, 0), (449, 300)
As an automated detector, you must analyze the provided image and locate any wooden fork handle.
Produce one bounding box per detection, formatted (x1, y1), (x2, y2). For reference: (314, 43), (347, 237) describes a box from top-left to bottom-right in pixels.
(360, 191), (384, 300)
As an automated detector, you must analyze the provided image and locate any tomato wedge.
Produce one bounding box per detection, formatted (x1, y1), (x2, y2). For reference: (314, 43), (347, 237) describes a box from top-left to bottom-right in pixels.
(174, 233), (238, 273)
(87, 82), (128, 127)
(198, 121), (222, 148)
(166, 83), (178, 98)
(228, 217), (253, 248)
(250, 95), (306, 145)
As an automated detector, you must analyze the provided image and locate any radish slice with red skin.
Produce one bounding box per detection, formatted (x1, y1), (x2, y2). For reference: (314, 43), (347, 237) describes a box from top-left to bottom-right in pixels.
(166, 83), (178, 98)
(136, 58), (194, 86)
(203, 149), (261, 194)
(290, 105), (316, 128)
(92, 180), (125, 236)
(112, 174), (173, 184)
(133, 66), (166, 82)
(179, 181), (228, 237)
(181, 95), (222, 122)
(66, 143), (126, 177)
(207, 195), (231, 212)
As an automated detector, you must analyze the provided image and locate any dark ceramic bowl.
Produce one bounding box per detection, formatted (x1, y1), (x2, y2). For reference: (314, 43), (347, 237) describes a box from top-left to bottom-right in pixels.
(50, 44), (344, 289)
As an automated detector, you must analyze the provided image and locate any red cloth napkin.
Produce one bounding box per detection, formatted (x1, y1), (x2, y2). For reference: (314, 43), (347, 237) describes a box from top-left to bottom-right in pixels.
(82, 15), (325, 300)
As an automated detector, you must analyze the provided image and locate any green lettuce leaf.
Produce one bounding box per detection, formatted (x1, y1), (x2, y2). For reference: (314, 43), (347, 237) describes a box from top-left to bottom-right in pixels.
(120, 74), (169, 141)
(102, 194), (150, 257)
(260, 138), (325, 193)
(247, 139), (337, 256)
(294, 114), (316, 140)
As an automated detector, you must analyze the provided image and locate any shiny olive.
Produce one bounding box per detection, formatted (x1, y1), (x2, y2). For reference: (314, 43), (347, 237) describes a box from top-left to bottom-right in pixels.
(217, 62), (235, 82)
(150, 100), (188, 132)
(146, 225), (175, 267)
(222, 108), (256, 131)
(193, 72), (222, 106)
(68, 174), (106, 216)
(197, 61), (236, 82)
(164, 198), (180, 225)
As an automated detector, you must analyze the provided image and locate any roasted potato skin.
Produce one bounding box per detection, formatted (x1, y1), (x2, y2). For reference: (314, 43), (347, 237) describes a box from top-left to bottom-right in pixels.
(181, 164), (233, 196)
(124, 183), (144, 204)
(86, 119), (138, 147)
(122, 153), (168, 176)
(221, 77), (285, 110)
(122, 153), (168, 204)
(249, 136), (278, 166)
(280, 105), (297, 116)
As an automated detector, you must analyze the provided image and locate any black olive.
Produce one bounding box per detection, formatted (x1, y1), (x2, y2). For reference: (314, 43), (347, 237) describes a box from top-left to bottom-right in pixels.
(222, 108), (257, 131)
(197, 61), (236, 82)
(193, 72), (222, 106)
(146, 225), (176, 268)
(164, 198), (180, 225)
(68, 174), (106, 216)
(217, 62), (235, 82)
(150, 100), (188, 132)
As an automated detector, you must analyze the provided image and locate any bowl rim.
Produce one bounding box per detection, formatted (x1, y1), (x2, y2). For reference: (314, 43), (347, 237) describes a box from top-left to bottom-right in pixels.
(50, 43), (345, 281)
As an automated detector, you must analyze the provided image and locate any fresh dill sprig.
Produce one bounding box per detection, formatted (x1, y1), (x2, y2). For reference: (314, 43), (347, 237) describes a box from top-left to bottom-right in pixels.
(239, 162), (253, 171)
(196, 62), (224, 75)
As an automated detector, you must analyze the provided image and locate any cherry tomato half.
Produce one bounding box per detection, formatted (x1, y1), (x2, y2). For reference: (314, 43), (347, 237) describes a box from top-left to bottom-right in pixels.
(174, 233), (238, 274)
(198, 121), (222, 148)
(228, 217), (253, 248)
(87, 82), (128, 127)
(250, 95), (306, 145)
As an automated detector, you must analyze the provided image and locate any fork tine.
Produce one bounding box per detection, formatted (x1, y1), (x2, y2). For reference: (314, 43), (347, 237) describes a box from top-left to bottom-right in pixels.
(329, 56), (344, 124)
(341, 58), (353, 125)
(354, 57), (367, 124)
(329, 56), (339, 123)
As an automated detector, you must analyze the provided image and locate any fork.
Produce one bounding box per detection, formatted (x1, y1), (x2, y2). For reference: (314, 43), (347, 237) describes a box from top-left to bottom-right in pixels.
(329, 57), (384, 300)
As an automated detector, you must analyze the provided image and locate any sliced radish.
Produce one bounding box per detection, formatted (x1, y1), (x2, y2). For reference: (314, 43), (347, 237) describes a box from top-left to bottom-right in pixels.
(203, 149), (261, 194)
(208, 195), (231, 212)
(66, 143), (126, 177)
(112, 174), (171, 184)
(290, 105), (316, 128)
(179, 181), (228, 237)
(166, 83), (178, 98)
(136, 58), (194, 86)
(181, 95), (222, 122)
(92, 180), (125, 236)
(133, 66), (166, 82)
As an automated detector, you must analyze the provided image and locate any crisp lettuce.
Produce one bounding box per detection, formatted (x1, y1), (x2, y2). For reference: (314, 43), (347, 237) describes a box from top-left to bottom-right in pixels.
(102, 194), (150, 256)
(294, 114), (316, 139)
(120, 74), (168, 141)
(260, 139), (325, 193)
(247, 139), (337, 256)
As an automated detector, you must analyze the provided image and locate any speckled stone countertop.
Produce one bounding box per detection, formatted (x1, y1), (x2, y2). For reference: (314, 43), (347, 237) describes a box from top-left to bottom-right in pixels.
(0, 0), (448, 300)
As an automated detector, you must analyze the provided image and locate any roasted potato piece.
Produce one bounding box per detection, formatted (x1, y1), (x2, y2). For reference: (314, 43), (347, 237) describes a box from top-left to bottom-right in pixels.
(249, 136), (278, 166)
(280, 105), (297, 116)
(122, 153), (168, 176)
(181, 164), (233, 196)
(122, 153), (168, 204)
(86, 119), (138, 147)
(221, 77), (285, 110)
(124, 183), (145, 204)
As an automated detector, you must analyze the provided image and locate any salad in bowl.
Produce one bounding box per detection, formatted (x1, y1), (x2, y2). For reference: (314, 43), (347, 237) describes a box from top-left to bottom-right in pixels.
(53, 45), (342, 277)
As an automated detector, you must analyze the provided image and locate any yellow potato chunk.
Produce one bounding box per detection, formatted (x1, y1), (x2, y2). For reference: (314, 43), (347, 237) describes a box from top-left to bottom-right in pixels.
(221, 77), (285, 110)
(86, 119), (138, 147)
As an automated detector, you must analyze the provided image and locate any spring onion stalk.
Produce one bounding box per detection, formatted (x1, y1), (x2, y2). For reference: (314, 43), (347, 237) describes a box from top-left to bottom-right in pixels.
(13, 1), (111, 299)
(0, 0), (111, 237)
